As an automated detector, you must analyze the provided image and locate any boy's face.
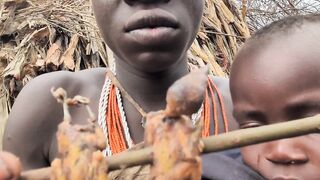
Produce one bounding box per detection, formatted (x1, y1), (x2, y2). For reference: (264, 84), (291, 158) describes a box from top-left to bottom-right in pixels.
(231, 27), (320, 179)
(92, 0), (204, 73)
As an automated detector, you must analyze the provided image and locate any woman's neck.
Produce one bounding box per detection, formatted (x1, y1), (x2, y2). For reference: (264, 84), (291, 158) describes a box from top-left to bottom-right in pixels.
(115, 55), (189, 112)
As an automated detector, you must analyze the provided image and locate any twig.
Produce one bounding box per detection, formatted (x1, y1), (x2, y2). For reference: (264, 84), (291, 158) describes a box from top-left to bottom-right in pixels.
(202, 114), (320, 153)
(21, 115), (320, 179)
(203, 30), (247, 39)
(109, 114), (320, 169)
(20, 167), (51, 180)
(106, 68), (147, 117)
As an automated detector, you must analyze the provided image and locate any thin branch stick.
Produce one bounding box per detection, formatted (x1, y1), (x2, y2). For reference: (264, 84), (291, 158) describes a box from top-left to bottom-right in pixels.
(108, 147), (153, 171)
(203, 30), (247, 39)
(109, 114), (320, 170)
(20, 168), (51, 180)
(106, 68), (147, 117)
(202, 114), (320, 153)
(20, 115), (320, 179)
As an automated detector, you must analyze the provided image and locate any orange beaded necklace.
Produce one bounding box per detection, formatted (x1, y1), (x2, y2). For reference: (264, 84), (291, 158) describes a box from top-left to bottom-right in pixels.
(98, 74), (229, 156)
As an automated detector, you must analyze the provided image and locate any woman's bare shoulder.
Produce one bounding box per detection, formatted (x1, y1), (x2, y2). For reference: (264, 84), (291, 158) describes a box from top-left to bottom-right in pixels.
(3, 68), (107, 169)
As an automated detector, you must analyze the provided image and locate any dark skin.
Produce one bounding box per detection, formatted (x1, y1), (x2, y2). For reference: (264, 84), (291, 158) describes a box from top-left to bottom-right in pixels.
(230, 23), (320, 180)
(3, 0), (238, 170)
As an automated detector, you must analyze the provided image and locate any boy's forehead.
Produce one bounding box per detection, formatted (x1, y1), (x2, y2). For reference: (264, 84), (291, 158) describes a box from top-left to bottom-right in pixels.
(232, 27), (320, 96)
(238, 26), (320, 73)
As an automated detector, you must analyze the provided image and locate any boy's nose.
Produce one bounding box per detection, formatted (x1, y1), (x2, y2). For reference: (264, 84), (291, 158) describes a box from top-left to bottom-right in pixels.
(266, 138), (309, 165)
(124, 0), (170, 5)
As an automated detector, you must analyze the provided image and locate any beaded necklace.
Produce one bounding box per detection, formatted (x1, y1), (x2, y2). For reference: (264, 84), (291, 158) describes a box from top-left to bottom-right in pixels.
(98, 67), (229, 156)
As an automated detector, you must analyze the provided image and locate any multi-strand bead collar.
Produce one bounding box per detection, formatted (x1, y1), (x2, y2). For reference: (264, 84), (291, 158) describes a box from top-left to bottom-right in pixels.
(98, 67), (229, 156)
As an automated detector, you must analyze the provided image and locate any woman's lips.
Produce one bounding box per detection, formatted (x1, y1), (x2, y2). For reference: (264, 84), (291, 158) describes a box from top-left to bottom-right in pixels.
(124, 9), (179, 32)
(124, 9), (179, 46)
(128, 27), (178, 46)
(272, 177), (298, 180)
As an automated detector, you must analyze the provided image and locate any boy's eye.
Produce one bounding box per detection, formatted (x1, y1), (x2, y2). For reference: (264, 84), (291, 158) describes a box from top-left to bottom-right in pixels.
(239, 121), (264, 129)
(286, 102), (320, 120)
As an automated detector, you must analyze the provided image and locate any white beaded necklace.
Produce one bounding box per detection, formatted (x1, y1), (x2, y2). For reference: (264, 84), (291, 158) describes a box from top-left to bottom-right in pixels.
(98, 65), (134, 156)
(98, 65), (202, 156)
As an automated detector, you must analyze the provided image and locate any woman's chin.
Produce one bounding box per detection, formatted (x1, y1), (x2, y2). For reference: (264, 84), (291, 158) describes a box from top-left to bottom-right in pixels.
(130, 53), (185, 72)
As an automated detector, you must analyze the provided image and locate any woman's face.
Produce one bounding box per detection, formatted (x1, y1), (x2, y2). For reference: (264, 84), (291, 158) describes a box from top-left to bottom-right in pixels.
(92, 0), (204, 72)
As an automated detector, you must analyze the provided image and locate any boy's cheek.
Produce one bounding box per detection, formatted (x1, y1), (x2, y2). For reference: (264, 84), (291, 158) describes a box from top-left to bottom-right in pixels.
(241, 143), (271, 177)
(306, 133), (320, 142)
(241, 135), (320, 179)
(241, 144), (263, 170)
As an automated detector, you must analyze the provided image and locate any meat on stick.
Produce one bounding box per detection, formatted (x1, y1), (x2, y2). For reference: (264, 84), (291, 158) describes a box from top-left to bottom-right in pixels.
(145, 67), (208, 180)
(50, 88), (108, 180)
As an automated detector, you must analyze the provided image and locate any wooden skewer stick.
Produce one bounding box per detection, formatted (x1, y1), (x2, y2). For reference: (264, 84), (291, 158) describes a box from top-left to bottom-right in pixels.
(21, 115), (320, 179)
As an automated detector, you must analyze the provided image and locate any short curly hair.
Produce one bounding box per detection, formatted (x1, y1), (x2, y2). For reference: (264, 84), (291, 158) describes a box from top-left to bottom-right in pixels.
(235, 13), (320, 60)
(249, 13), (320, 42)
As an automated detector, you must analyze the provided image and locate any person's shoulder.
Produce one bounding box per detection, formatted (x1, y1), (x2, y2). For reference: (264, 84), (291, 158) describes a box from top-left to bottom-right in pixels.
(208, 74), (239, 130)
(26, 70), (73, 89)
(11, 67), (107, 120)
(208, 75), (230, 93)
(30, 68), (106, 84)
(3, 68), (107, 169)
(26, 67), (106, 89)
(201, 150), (264, 180)
(72, 67), (106, 81)
(11, 67), (107, 118)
